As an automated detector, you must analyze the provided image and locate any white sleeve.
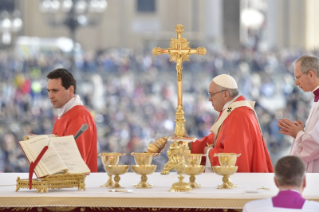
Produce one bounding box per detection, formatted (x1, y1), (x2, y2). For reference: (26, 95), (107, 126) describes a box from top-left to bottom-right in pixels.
(291, 120), (319, 163)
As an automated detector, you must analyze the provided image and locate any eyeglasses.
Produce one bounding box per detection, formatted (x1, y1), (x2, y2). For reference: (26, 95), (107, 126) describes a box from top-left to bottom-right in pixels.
(208, 90), (226, 98)
(294, 72), (307, 80)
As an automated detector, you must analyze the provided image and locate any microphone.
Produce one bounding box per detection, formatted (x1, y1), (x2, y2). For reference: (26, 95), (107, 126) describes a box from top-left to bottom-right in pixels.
(74, 124), (89, 140)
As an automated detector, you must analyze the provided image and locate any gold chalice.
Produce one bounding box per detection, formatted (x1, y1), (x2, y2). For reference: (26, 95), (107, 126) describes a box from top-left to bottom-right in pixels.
(185, 153), (203, 166)
(212, 153), (241, 189)
(104, 165), (129, 189)
(131, 152), (158, 188)
(132, 165), (157, 188)
(131, 152), (158, 165)
(216, 153), (240, 166)
(184, 165), (205, 188)
(184, 154), (204, 188)
(212, 166), (238, 189)
(98, 153), (125, 187)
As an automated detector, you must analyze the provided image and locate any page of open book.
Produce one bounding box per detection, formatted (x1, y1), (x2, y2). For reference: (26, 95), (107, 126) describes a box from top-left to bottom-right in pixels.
(21, 135), (68, 177)
(19, 141), (46, 177)
(25, 134), (56, 140)
(50, 135), (90, 174)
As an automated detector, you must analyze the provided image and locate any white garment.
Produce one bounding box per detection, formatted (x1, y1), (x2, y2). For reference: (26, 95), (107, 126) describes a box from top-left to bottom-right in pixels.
(243, 198), (319, 212)
(205, 147), (213, 173)
(57, 95), (83, 119)
(222, 94), (240, 111)
(290, 102), (319, 172)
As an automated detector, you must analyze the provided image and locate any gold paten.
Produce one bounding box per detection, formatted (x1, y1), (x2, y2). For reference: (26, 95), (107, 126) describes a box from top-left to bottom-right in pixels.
(16, 173), (86, 193)
(152, 24), (206, 138)
(104, 165), (129, 189)
(212, 153), (241, 189)
(184, 154), (205, 188)
(257, 186), (270, 190)
(99, 153), (125, 187)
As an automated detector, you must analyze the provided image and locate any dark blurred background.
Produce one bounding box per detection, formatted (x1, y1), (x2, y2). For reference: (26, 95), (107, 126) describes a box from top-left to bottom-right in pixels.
(0, 0), (317, 173)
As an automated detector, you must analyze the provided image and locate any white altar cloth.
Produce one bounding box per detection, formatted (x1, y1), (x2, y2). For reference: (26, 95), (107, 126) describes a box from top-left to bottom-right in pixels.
(1, 172), (319, 210)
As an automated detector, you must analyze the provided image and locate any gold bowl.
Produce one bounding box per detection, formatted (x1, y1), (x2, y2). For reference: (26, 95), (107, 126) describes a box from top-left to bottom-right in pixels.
(98, 153), (125, 187)
(214, 153), (240, 166)
(184, 165), (205, 175)
(213, 166), (238, 176)
(132, 165), (157, 175)
(104, 165), (129, 176)
(185, 154), (203, 166)
(132, 165), (157, 188)
(212, 166), (238, 189)
(99, 153), (125, 166)
(104, 165), (129, 189)
(184, 165), (205, 189)
(131, 152), (158, 165)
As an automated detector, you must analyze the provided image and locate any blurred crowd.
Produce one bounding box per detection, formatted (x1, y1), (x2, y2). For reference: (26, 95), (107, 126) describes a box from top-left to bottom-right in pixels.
(0, 47), (316, 173)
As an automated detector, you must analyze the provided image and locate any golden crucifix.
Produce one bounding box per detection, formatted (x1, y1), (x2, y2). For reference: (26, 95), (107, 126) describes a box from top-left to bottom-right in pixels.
(152, 24), (206, 138)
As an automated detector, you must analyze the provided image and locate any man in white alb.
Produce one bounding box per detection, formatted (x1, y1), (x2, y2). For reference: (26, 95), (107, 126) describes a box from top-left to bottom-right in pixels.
(243, 156), (319, 212)
(278, 55), (319, 172)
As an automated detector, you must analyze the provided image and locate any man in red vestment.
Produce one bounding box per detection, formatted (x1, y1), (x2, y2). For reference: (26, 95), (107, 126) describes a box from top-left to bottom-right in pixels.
(47, 68), (98, 172)
(190, 74), (273, 172)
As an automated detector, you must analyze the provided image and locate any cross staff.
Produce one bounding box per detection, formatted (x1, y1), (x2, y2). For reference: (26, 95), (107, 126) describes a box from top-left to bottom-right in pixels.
(152, 24), (206, 137)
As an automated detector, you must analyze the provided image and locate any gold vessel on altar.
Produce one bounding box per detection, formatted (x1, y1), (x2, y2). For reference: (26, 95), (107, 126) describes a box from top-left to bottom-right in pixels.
(131, 153), (157, 188)
(184, 154), (205, 188)
(169, 141), (192, 192)
(132, 165), (157, 188)
(104, 165), (129, 189)
(212, 153), (241, 189)
(99, 153), (125, 187)
(132, 152), (158, 165)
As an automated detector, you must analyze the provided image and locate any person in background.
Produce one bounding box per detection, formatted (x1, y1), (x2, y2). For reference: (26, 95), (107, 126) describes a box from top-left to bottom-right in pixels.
(278, 55), (319, 173)
(243, 155), (319, 211)
(47, 68), (97, 172)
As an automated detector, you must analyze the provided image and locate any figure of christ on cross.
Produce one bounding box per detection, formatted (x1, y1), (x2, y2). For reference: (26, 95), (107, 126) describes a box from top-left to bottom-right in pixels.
(152, 24), (206, 138)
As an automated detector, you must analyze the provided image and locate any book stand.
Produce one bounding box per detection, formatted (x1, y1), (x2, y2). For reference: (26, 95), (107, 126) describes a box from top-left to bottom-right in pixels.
(16, 173), (86, 193)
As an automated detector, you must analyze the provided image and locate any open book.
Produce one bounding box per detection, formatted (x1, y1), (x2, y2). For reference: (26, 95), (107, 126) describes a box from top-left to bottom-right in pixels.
(19, 135), (90, 178)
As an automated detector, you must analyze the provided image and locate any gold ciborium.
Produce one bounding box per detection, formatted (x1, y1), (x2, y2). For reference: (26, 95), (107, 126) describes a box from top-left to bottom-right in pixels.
(212, 153), (241, 189)
(98, 153), (125, 187)
(104, 165), (129, 189)
(184, 154), (205, 188)
(131, 153), (158, 188)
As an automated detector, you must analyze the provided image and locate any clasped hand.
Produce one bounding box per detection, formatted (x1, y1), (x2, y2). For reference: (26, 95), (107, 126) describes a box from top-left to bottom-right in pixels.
(278, 118), (304, 138)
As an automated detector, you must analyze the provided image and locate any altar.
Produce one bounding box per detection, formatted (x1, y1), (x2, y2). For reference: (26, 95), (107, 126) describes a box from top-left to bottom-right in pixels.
(1, 172), (319, 212)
